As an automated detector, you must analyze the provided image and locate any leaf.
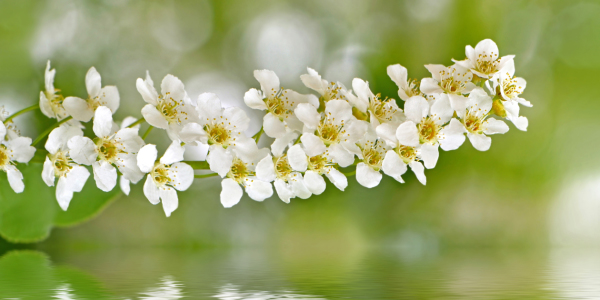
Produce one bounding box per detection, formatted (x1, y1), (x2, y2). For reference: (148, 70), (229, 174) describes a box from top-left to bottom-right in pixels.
(0, 163), (120, 243)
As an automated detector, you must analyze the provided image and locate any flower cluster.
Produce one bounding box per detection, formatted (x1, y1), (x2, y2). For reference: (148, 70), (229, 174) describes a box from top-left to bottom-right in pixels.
(1, 39), (530, 217)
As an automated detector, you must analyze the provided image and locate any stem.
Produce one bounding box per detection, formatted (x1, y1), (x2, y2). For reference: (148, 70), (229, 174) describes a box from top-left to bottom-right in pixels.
(142, 126), (153, 140)
(343, 170), (356, 176)
(194, 173), (219, 179)
(32, 116), (73, 146)
(182, 160), (210, 170)
(127, 117), (145, 128)
(293, 135), (301, 145)
(252, 127), (264, 143)
(4, 104), (39, 123)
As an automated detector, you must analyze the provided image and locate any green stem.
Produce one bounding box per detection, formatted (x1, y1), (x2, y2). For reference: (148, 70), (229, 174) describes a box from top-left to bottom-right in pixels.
(252, 127), (264, 143)
(142, 126), (154, 140)
(343, 170), (356, 176)
(194, 173), (219, 179)
(183, 160), (210, 170)
(4, 104), (40, 123)
(127, 117), (145, 128)
(32, 116), (73, 146)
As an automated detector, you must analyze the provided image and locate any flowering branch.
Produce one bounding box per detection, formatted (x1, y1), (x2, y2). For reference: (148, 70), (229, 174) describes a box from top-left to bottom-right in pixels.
(0, 39), (532, 217)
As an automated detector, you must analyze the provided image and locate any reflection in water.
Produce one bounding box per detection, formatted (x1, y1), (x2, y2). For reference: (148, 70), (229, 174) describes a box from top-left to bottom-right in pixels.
(213, 284), (325, 300)
(139, 276), (185, 300)
(53, 284), (75, 300)
(548, 249), (600, 300)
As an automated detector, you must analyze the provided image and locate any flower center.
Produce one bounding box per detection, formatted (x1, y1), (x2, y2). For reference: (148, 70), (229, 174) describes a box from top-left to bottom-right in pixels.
(323, 82), (345, 101)
(308, 155), (330, 174)
(397, 145), (417, 164)
(151, 163), (171, 187)
(462, 112), (484, 134)
(404, 78), (422, 98)
(264, 90), (292, 119)
(228, 158), (249, 184)
(50, 151), (72, 177)
(205, 124), (231, 147)
(369, 94), (398, 123)
(501, 77), (521, 99)
(158, 93), (185, 124)
(0, 145), (9, 168)
(96, 138), (122, 163)
(417, 117), (440, 144)
(475, 53), (500, 76)
(362, 148), (383, 171)
(317, 121), (343, 146)
(275, 155), (293, 180)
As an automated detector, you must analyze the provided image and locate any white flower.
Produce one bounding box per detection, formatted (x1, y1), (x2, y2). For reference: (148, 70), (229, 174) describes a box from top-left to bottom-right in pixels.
(39, 61), (68, 120)
(453, 39), (515, 80)
(300, 67), (348, 103)
(346, 78), (404, 128)
(420, 64), (476, 113)
(118, 116), (142, 195)
(244, 70), (318, 138)
(348, 128), (388, 188)
(487, 60), (529, 131)
(68, 106), (144, 192)
(218, 140), (273, 208)
(454, 88), (510, 151)
(137, 141), (194, 217)
(42, 123), (89, 210)
(294, 100), (368, 167)
(255, 132), (310, 203)
(63, 67), (120, 122)
(377, 94), (464, 169)
(387, 64), (423, 101)
(136, 72), (198, 141)
(0, 121), (35, 193)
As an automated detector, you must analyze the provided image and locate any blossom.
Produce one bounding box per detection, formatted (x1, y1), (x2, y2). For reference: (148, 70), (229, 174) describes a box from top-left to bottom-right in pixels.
(136, 72), (198, 141)
(487, 60), (529, 131)
(42, 123), (89, 210)
(347, 127), (389, 188)
(39, 61), (68, 120)
(218, 140), (273, 208)
(387, 64), (423, 101)
(0, 121), (36, 193)
(244, 70), (318, 138)
(420, 64), (476, 112)
(68, 106), (144, 192)
(63, 67), (120, 122)
(256, 132), (311, 203)
(137, 141), (194, 217)
(377, 94), (464, 169)
(453, 39), (514, 80)
(119, 116), (141, 195)
(294, 100), (368, 167)
(454, 88), (510, 151)
(300, 67), (348, 104)
(181, 93), (255, 177)
(346, 78), (404, 128)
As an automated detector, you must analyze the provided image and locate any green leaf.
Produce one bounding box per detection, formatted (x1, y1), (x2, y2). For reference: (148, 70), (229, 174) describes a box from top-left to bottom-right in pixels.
(0, 163), (121, 243)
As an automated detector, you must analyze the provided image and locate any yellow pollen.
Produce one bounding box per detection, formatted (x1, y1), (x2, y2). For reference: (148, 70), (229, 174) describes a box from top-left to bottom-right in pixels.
(96, 138), (123, 163)
(228, 157), (249, 184)
(0, 145), (9, 167)
(205, 124), (230, 146)
(317, 121), (342, 146)
(151, 163), (171, 187)
(417, 117), (440, 144)
(397, 145), (417, 164)
(275, 155), (293, 180)
(50, 151), (72, 177)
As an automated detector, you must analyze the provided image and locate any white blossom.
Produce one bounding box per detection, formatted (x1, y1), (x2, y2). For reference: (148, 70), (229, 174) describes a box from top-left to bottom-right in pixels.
(68, 106), (144, 192)
(244, 70), (318, 138)
(39, 61), (68, 120)
(0, 121), (35, 193)
(346, 78), (405, 129)
(420, 64), (476, 113)
(347, 127), (388, 188)
(300, 67), (348, 103)
(137, 141), (193, 217)
(136, 72), (198, 141)
(387, 64), (423, 101)
(488, 60), (530, 131)
(453, 39), (515, 80)
(118, 116), (141, 195)
(42, 123), (89, 210)
(63, 67), (120, 122)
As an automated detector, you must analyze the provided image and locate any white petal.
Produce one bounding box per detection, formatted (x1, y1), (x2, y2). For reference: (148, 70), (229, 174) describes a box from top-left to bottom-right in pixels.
(63, 97), (93, 122)
(160, 74), (186, 104)
(483, 118), (509, 135)
(143, 175), (160, 205)
(254, 70), (280, 98)
(467, 132), (491, 151)
(382, 150), (407, 183)
(387, 64), (408, 91)
(93, 106), (114, 138)
(290, 173), (311, 199)
(468, 88), (493, 115)
(244, 88), (267, 110)
(326, 168), (348, 191)
(197, 93), (223, 120)
(256, 154), (276, 182)
(430, 93), (453, 124)
(404, 96), (429, 123)
(141, 104), (169, 129)
(329, 144), (354, 167)
(376, 123), (399, 147)
(6, 166), (24, 193)
(300, 133), (326, 157)
(7, 137), (35, 163)
(160, 141), (185, 165)
(395, 121), (420, 147)
(271, 132), (298, 157)
(232, 136), (266, 163)
(356, 163), (382, 188)
(56, 177), (74, 211)
(114, 128), (144, 153)
(245, 178), (273, 201)
(287, 144), (307, 172)
(206, 146), (233, 177)
(0, 121), (5, 141)
(42, 157), (55, 187)
(46, 124), (83, 154)
(420, 78), (443, 95)
(136, 144), (157, 173)
(511, 116), (528, 131)
(263, 113), (287, 138)
(448, 94), (468, 115)
(168, 162), (194, 191)
(424, 64), (447, 82)
(300, 68), (325, 95)
(68, 136), (97, 165)
(439, 119), (466, 151)
(136, 76), (158, 105)
(325, 100), (352, 124)
(85, 67), (101, 98)
(92, 161), (117, 192)
(475, 39), (499, 61)
(304, 170), (326, 195)
(120, 176), (131, 195)
(179, 122), (207, 144)
(409, 161), (426, 185)
(159, 187), (178, 217)
(220, 178), (243, 208)
(350, 78), (371, 112)
(223, 107), (250, 133)
(294, 103), (320, 129)
(99, 86), (120, 113)
(65, 165), (89, 192)
(274, 179), (293, 203)
(420, 143), (439, 169)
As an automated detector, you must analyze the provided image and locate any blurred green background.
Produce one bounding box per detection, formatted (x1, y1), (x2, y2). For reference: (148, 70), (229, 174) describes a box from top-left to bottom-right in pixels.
(1, 0), (600, 298)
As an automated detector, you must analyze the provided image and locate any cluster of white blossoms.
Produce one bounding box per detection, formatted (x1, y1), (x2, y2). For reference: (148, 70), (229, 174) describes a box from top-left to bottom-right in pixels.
(0, 39), (530, 217)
